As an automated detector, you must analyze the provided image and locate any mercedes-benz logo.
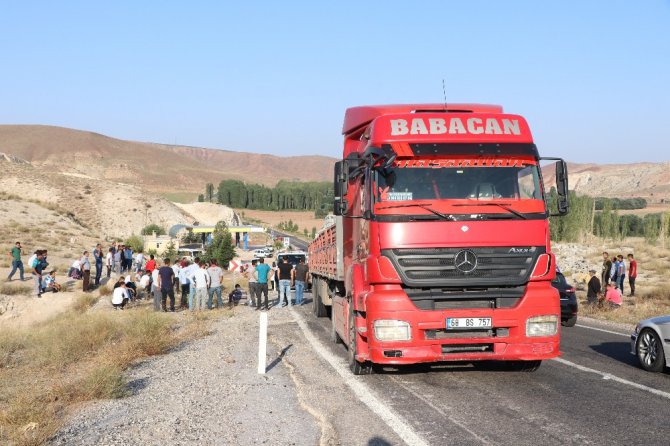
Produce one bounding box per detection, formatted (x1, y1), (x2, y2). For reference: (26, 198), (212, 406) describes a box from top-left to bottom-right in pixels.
(454, 249), (477, 273)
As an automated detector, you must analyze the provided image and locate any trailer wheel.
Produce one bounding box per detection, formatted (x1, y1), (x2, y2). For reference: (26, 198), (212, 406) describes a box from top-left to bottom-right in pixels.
(348, 306), (373, 375)
(313, 278), (328, 318)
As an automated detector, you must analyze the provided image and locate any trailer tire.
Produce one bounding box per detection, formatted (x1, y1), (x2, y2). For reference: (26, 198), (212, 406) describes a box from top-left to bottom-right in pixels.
(348, 306), (373, 375)
(313, 278), (328, 318)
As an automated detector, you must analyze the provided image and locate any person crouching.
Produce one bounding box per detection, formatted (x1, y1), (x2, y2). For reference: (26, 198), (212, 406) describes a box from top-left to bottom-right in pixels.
(112, 281), (129, 310)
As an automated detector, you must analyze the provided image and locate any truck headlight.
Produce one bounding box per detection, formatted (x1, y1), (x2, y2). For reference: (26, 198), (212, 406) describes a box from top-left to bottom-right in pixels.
(526, 315), (558, 337)
(373, 320), (411, 341)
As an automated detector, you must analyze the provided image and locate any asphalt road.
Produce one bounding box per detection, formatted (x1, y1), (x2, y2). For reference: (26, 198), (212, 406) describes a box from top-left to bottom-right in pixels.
(300, 296), (670, 446)
(270, 228), (310, 251)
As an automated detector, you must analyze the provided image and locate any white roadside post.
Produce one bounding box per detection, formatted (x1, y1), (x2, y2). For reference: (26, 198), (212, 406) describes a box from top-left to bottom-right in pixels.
(258, 311), (268, 374)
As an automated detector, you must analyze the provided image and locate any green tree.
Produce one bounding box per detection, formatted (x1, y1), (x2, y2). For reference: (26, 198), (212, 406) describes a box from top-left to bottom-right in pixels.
(181, 231), (200, 244)
(164, 240), (177, 259)
(311, 227), (317, 239)
(204, 221), (235, 268)
(198, 194), (205, 202)
(206, 183), (215, 202)
(125, 234), (144, 252)
(141, 223), (166, 236)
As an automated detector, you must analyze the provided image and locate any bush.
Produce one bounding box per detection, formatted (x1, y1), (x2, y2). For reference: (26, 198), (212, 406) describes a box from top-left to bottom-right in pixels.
(125, 234), (144, 252)
(141, 224), (166, 236)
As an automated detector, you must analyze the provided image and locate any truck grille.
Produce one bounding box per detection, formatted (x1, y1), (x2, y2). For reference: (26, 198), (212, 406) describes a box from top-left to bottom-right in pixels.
(405, 287), (525, 311)
(382, 247), (544, 288)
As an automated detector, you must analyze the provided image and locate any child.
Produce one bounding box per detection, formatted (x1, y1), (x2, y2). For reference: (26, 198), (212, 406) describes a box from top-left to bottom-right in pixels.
(228, 284), (243, 305)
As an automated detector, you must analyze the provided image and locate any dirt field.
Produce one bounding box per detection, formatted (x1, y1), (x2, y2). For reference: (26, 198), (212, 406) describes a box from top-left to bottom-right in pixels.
(616, 203), (670, 216)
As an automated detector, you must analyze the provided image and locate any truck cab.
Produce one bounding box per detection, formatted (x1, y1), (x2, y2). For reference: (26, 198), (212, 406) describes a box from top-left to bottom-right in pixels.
(314, 104), (569, 374)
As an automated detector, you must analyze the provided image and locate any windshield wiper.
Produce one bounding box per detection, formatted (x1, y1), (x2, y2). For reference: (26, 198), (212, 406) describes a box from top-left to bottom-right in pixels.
(377, 203), (456, 221)
(453, 202), (528, 220)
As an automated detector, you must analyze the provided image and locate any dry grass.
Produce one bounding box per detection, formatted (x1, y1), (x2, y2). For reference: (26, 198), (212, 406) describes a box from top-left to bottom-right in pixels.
(0, 284), (32, 296)
(579, 284), (670, 325)
(0, 305), (224, 445)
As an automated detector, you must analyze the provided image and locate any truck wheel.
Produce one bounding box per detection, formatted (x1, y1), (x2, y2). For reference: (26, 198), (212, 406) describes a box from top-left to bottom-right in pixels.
(330, 315), (342, 344)
(348, 306), (373, 375)
(510, 360), (542, 372)
(314, 280), (328, 318)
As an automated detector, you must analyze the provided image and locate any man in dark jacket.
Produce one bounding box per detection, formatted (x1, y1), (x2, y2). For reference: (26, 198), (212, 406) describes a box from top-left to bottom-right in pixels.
(587, 269), (601, 305)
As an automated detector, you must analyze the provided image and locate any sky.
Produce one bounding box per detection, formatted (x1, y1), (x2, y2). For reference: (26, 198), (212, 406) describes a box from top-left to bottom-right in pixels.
(1, 1), (669, 163)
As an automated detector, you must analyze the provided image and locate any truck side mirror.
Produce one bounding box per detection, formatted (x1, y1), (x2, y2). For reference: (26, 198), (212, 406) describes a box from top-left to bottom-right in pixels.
(333, 161), (349, 216)
(555, 160), (569, 215)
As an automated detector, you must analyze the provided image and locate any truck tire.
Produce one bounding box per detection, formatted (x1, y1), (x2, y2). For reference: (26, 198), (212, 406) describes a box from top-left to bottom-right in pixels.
(348, 306), (373, 375)
(313, 278), (328, 318)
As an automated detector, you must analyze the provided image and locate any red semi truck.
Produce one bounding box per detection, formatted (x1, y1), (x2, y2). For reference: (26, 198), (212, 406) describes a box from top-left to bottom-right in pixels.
(308, 104), (569, 374)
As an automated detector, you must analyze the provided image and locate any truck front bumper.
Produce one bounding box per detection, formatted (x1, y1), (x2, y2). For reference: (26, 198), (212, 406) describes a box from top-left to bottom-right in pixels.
(360, 283), (561, 365)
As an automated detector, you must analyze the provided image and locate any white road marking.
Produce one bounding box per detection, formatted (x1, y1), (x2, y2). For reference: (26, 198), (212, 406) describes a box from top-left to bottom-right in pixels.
(389, 376), (493, 445)
(291, 309), (430, 446)
(552, 357), (670, 400)
(575, 323), (630, 337)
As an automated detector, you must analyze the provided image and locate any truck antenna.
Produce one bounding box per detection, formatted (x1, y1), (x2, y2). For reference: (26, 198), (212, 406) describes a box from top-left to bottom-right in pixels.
(442, 78), (448, 111)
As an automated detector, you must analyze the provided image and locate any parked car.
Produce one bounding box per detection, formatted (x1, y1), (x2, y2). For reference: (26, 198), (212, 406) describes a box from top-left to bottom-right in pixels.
(551, 270), (578, 327)
(253, 248), (271, 259)
(631, 315), (670, 372)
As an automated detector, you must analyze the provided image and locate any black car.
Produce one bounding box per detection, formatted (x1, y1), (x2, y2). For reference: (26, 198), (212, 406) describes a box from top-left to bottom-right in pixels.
(551, 271), (578, 327)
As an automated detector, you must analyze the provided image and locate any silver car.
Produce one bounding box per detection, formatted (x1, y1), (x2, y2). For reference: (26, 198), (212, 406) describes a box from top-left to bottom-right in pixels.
(630, 315), (670, 372)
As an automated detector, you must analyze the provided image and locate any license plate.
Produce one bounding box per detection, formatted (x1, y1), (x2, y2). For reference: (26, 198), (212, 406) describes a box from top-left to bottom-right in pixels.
(446, 317), (492, 329)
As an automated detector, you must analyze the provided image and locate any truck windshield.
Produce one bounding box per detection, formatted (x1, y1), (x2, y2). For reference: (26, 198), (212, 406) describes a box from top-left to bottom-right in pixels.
(374, 163), (544, 216)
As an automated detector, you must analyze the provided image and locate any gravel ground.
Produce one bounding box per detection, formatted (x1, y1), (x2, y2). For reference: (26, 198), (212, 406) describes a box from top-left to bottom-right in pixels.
(51, 295), (403, 446)
(51, 303), (321, 446)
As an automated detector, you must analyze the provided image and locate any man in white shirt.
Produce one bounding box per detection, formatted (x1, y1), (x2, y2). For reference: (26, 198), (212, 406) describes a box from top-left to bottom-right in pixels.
(171, 259), (181, 293)
(245, 259), (258, 307)
(112, 282), (129, 310)
(207, 259), (224, 309)
(188, 260), (210, 311)
(151, 267), (161, 311)
(183, 257), (201, 310)
(178, 260), (191, 309)
(135, 251), (145, 273)
(105, 248), (113, 278)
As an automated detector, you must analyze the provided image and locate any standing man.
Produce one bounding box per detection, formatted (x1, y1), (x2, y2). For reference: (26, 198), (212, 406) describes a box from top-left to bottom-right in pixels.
(616, 254), (626, 295)
(93, 243), (103, 287)
(124, 245), (133, 273)
(246, 259), (258, 307)
(243, 232), (249, 250)
(157, 258), (176, 312)
(178, 260), (191, 309)
(207, 259), (224, 309)
(277, 257), (293, 308)
(254, 258), (271, 311)
(586, 269), (601, 305)
(293, 258), (309, 306)
(628, 253), (637, 297)
(113, 248), (122, 275)
(135, 251), (145, 274)
(188, 260), (210, 311)
(80, 251), (92, 292)
(7, 241), (25, 281)
(601, 252), (612, 288)
(610, 255), (620, 289)
(106, 247), (113, 278)
(145, 254), (157, 274)
(31, 251), (45, 297)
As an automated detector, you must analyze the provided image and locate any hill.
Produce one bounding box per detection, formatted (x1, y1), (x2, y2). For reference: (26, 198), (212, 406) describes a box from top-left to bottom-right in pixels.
(543, 161), (670, 202)
(0, 125), (336, 195)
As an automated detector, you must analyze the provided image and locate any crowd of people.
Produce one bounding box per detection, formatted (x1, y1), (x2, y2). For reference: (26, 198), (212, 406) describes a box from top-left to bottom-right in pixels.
(586, 251), (639, 308)
(242, 256), (310, 311)
(7, 242), (61, 297)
